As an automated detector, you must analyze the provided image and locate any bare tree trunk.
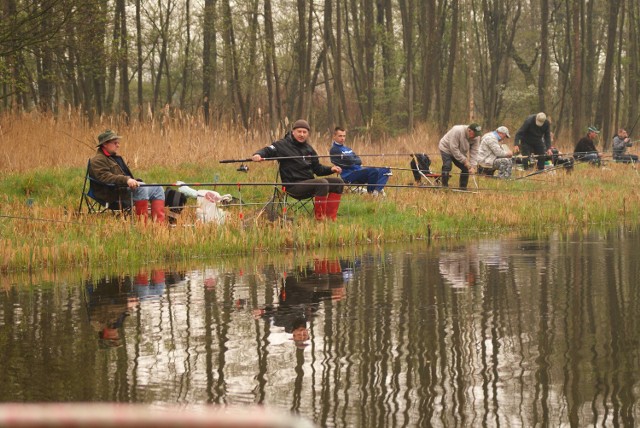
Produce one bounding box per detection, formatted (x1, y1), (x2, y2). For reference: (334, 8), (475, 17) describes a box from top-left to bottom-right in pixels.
(627, 0), (639, 128)
(106, 8), (119, 113)
(571, 0), (583, 141)
(119, 1), (130, 120)
(263, 0), (281, 129)
(595, 0), (621, 148)
(442, 0), (459, 127)
(136, 0), (143, 121)
(399, 0), (414, 129)
(221, 0), (248, 127)
(334, 0), (348, 126)
(538, 0), (549, 111)
(322, 0), (336, 127)
(179, 0), (191, 109)
(363, 0), (375, 124)
(202, 0), (216, 124)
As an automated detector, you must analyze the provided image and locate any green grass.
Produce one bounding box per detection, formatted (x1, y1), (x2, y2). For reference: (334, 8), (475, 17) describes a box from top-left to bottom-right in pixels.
(1, 161), (640, 273)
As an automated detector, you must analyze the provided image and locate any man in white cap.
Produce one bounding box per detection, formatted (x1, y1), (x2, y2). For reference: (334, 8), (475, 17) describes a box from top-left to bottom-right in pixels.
(514, 112), (552, 170)
(477, 126), (513, 179)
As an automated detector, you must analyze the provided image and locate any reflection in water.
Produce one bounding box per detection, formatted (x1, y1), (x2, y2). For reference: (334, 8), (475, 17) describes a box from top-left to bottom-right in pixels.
(2, 229), (640, 426)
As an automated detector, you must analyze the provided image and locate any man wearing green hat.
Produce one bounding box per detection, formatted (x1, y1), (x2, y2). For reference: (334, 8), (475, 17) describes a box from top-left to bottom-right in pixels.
(573, 126), (603, 165)
(90, 130), (166, 222)
(438, 123), (482, 189)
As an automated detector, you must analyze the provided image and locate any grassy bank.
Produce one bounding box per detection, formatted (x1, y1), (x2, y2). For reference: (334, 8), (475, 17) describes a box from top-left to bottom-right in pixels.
(1, 113), (640, 272)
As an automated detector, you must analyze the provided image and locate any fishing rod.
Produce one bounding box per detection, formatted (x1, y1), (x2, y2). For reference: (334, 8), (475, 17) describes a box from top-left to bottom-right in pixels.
(219, 153), (429, 163)
(512, 163), (570, 180)
(132, 181), (539, 194)
(60, 130), (95, 151)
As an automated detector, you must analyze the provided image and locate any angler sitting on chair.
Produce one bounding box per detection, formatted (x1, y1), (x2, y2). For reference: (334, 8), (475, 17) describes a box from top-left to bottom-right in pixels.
(574, 126), (603, 166)
(252, 120), (344, 221)
(329, 126), (391, 197)
(89, 130), (166, 223)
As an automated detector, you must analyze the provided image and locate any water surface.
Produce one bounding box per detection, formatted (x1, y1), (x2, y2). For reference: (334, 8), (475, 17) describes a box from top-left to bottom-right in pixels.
(2, 228), (640, 426)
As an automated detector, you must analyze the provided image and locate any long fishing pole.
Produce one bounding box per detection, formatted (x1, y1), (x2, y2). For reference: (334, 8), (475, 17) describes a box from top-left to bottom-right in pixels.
(131, 181), (542, 194)
(60, 130), (95, 151)
(219, 153), (428, 163)
(512, 163), (569, 180)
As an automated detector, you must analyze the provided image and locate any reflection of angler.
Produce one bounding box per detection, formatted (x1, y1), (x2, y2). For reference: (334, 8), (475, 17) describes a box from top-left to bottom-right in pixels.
(84, 276), (135, 348)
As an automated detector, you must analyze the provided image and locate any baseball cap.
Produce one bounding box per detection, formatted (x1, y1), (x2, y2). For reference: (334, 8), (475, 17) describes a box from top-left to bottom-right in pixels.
(496, 126), (510, 138)
(468, 123), (482, 135)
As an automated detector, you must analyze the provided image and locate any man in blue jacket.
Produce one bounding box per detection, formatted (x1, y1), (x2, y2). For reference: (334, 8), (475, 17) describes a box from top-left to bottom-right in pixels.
(329, 127), (391, 196)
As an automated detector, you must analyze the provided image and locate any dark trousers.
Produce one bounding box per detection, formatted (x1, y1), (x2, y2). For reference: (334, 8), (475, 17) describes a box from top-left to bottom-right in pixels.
(520, 142), (547, 170)
(285, 177), (344, 199)
(440, 151), (470, 188)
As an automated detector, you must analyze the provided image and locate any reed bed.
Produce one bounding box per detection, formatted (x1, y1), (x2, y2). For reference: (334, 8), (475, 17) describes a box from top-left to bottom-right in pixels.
(1, 112), (639, 273)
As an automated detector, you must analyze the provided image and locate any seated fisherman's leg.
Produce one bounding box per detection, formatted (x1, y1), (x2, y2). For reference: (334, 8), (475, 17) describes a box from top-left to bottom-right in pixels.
(495, 158), (512, 179)
(374, 168), (391, 192)
(148, 185), (166, 223)
(289, 179), (328, 220)
(364, 168), (381, 193)
(132, 187), (150, 222)
(326, 177), (344, 221)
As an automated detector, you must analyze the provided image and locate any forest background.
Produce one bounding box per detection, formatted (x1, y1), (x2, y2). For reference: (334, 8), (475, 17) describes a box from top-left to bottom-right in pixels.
(0, 0), (638, 146)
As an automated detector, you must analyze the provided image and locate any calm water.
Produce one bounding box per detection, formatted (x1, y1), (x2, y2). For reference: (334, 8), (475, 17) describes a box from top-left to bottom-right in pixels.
(2, 228), (640, 427)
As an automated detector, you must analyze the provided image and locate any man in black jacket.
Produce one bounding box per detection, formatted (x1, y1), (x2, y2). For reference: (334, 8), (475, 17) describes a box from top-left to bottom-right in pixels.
(252, 120), (344, 221)
(574, 126), (603, 165)
(514, 112), (553, 170)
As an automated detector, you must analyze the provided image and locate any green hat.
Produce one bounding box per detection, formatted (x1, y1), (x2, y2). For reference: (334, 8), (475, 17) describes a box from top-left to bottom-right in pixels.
(468, 123), (482, 135)
(97, 129), (122, 146)
(587, 126), (600, 134)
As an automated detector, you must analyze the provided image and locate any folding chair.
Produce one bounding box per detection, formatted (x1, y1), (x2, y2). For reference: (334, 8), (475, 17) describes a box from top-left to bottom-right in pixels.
(258, 170), (314, 221)
(410, 153), (442, 185)
(77, 159), (131, 217)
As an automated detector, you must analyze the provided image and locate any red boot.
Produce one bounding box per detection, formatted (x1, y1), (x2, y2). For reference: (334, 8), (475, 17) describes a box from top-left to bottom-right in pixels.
(314, 195), (328, 220)
(326, 193), (341, 221)
(151, 200), (166, 223)
(134, 200), (149, 223)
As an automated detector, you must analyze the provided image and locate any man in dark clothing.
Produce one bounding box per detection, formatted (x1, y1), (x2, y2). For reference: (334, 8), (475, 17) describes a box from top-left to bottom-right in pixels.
(90, 130), (165, 222)
(252, 119), (344, 221)
(574, 126), (603, 165)
(612, 128), (638, 163)
(514, 112), (553, 170)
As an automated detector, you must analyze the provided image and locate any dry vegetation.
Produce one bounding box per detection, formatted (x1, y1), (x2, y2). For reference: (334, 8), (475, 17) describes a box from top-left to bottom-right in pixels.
(1, 112), (639, 273)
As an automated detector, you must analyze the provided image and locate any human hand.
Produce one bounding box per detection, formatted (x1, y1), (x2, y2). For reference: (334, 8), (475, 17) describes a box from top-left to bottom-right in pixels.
(251, 154), (263, 162)
(469, 167), (476, 175)
(127, 178), (139, 189)
(332, 166), (342, 174)
(513, 146), (520, 154)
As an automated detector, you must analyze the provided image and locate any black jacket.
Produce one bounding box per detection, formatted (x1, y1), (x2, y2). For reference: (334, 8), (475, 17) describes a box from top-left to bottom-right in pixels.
(515, 114), (552, 150)
(574, 136), (597, 160)
(254, 132), (334, 183)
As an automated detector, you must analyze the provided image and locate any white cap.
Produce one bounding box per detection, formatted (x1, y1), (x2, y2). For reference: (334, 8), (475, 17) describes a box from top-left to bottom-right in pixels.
(535, 112), (547, 126)
(496, 126), (510, 138)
